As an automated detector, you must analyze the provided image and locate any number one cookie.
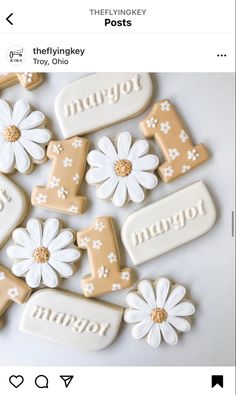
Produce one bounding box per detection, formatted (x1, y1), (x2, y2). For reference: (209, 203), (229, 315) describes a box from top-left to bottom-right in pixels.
(0, 73), (43, 90)
(0, 264), (31, 329)
(32, 137), (89, 215)
(140, 100), (210, 182)
(77, 217), (135, 297)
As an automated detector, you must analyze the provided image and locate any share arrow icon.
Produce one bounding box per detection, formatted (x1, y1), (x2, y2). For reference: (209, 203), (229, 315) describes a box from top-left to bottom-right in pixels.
(60, 375), (74, 388)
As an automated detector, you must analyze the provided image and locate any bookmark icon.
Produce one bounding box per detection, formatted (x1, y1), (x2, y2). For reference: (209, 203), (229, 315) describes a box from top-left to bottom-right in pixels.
(60, 375), (74, 388)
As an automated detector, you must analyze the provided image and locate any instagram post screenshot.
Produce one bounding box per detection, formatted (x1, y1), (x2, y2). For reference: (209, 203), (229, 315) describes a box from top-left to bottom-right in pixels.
(0, 1), (235, 394)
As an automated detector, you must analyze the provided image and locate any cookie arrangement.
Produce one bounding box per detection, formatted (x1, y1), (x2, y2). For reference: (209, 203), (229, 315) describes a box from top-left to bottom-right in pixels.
(0, 73), (216, 351)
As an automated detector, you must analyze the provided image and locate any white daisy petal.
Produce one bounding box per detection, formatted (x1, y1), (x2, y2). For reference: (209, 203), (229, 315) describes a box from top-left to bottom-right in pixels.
(138, 280), (156, 309)
(27, 218), (42, 247)
(48, 231), (74, 252)
(167, 316), (191, 332)
(0, 139), (7, 152)
(164, 286), (186, 311)
(147, 324), (161, 347)
(0, 99), (12, 125)
(112, 178), (127, 207)
(49, 259), (74, 278)
(128, 140), (149, 160)
(86, 167), (114, 184)
(117, 131), (132, 159)
(41, 263), (59, 287)
(26, 264), (42, 288)
(126, 174), (145, 203)
(0, 142), (14, 172)
(12, 258), (34, 276)
(87, 150), (114, 167)
(19, 111), (45, 129)
(126, 293), (152, 312)
(42, 218), (60, 247)
(96, 175), (119, 199)
(132, 154), (159, 171)
(0, 121), (7, 133)
(7, 245), (32, 259)
(124, 309), (151, 323)
(98, 136), (118, 160)
(12, 99), (30, 126)
(156, 278), (171, 308)
(51, 248), (80, 263)
(168, 302), (195, 317)
(21, 128), (51, 144)
(13, 141), (30, 173)
(160, 321), (178, 345)
(12, 228), (34, 251)
(19, 138), (45, 161)
(132, 318), (153, 339)
(133, 171), (158, 189)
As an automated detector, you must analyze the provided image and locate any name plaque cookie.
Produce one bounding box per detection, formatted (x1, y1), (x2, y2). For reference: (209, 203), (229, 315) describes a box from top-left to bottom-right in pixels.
(55, 73), (153, 138)
(121, 181), (216, 265)
(20, 289), (124, 351)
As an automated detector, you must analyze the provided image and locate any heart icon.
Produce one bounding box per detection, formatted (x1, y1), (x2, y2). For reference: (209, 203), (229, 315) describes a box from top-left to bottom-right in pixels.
(9, 375), (24, 388)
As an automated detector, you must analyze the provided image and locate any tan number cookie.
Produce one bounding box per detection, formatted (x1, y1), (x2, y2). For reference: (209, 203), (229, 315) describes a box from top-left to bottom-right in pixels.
(31, 137), (89, 215)
(140, 100), (210, 182)
(0, 73), (43, 90)
(0, 264), (31, 330)
(77, 217), (135, 297)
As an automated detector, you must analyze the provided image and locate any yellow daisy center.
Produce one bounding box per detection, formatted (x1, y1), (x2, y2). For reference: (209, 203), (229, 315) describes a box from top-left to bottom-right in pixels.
(33, 247), (50, 263)
(151, 308), (168, 323)
(115, 159), (132, 177)
(4, 125), (21, 142)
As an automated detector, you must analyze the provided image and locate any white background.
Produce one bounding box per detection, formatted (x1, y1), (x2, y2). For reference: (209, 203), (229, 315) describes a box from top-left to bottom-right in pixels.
(0, 72), (235, 366)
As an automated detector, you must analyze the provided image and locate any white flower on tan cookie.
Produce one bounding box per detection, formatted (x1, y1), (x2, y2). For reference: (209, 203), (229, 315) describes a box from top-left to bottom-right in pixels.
(72, 139), (82, 148)
(124, 278), (195, 348)
(0, 272), (6, 281)
(187, 149), (199, 161)
(121, 271), (131, 281)
(92, 240), (103, 250)
(80, 237), (90, 248)
(179, 130), (189, 143)
(0, 99), (52, 174)
(168, 148), (180, 160)
(94, 221), (105, 232)
(35, 193), (47, 204)
(53, 144), (63, 154)
(107, 252), (117, 263)
(7, 218), (80, 288)
(84, 283), (95, 294)
(72, 173), (80, 184)
(181, 165), (191, 173)
(7, 287), (19, 298)
(63, 157), (73, 167)
(57, 187), (68, 199)
(86, 132), (159, 207)
(112, 283), (121, 291)
(146, 117), (158, 129)
(49, 176), (60, 188)
(160, 121), (171, 134)
(160, 101), (171, 111)
(68, 205), (78, 213)
(98, 266), (109, 278)
(22, 73), (33, 83)
(163, 166), (174, 177)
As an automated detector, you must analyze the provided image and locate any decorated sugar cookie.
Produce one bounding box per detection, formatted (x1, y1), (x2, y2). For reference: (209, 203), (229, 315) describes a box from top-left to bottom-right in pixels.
(0, 264), (31, 330)
(140, 100), (210, 182)
(0, 73), (43, 91)
(0, 99), (52, 174)
(124, 278), (195, 348)
(86, 131), (159, 207)
(7, 218), (80, 288)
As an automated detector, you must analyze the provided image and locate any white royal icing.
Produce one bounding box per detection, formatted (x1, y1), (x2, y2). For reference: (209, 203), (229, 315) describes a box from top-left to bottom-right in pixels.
(0, 99), (52, 174)
(124, 278), (195, 348)
(86, 131), (159, 207)
(7, 218), (80, 288)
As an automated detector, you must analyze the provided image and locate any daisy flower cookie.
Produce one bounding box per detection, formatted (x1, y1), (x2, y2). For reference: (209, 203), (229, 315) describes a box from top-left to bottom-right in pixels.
(86, 131), (159, 207)
(7, 218), (80, 288)
(0, 98), (52, 174)
(124, 278), (195, 348)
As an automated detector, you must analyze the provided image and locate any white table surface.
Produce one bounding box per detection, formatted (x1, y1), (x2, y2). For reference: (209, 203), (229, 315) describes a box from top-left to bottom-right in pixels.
(0, 72), (235, 366)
